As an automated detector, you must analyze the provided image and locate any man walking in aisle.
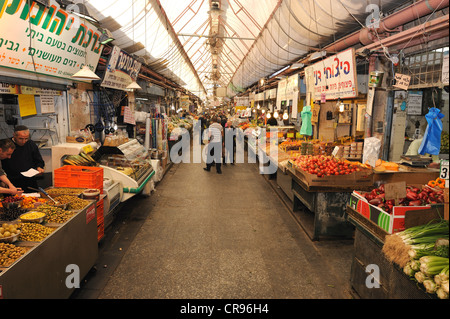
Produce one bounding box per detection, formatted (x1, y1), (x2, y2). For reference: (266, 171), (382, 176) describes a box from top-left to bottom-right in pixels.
(204, 116), (223, 174)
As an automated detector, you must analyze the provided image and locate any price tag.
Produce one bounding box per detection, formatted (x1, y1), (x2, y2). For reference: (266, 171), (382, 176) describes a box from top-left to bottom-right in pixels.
(332, 146), (340, 157)
(440, 159), (449, 188)
(82, 145), (94, 154)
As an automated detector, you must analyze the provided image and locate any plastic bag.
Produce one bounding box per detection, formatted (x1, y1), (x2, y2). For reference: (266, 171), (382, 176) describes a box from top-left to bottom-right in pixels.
(362, 137), (381, 167)
(300, 106), (312, 136)
(418, 107), (445, 155)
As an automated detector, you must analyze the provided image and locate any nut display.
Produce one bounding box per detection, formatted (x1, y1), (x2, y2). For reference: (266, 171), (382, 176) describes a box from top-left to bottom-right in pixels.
(1, 195), (24, 209)
(46, 188), (85, 196)
(51, 195), (90, 211)
(0, 242), (27, 267)
(0, 207), (28, 221)
(18, 223), (55, 242)
(36, 205), (75, 224)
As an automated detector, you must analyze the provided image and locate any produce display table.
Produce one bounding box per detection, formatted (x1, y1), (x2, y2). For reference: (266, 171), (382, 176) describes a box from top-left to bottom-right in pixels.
(346, 206), (434, 299)
(0, 202), (98, 299)
(287, 169), (360, 240)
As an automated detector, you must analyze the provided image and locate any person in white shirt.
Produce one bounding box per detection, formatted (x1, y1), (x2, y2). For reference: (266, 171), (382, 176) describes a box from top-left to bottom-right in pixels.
(204, 116), (223, 174)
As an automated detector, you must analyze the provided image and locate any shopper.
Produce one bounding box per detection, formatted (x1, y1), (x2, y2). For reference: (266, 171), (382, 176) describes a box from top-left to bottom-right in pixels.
(1, 125), (45, 193)
(199, 113), (206, 145)
(0, 139), (24, 196)
(267, 113), (278, 126)
(204, 116), (223, 174)
(225, 120), (236, 165)
(220, 115), (228, 164)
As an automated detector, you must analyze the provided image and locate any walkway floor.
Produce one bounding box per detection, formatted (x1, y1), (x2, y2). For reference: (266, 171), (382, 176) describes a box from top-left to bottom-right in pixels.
(71, 153), (356, 299)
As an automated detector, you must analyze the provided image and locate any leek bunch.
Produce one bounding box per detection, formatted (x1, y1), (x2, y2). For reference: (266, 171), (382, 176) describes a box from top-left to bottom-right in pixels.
(398, 220), (449, 246)
(404, 256), (449, 298)
(397, 220), (449, 299)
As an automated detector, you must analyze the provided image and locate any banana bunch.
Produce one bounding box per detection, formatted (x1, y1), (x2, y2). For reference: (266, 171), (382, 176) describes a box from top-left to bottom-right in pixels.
(63, 153), (97, 166)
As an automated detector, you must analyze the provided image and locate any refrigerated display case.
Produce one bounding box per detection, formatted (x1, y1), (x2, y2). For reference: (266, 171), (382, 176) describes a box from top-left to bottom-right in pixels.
(92, 139), (155, 201)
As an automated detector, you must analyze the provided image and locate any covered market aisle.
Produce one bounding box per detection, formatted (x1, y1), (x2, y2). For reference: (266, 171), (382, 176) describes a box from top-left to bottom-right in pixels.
(71, 151), (354, 299)
(1, 0), (449, 304)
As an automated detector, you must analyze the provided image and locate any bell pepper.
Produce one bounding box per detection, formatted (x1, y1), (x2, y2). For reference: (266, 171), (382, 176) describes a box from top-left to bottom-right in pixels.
(428, 180), (437, 188)
(435, 178), (446, 189)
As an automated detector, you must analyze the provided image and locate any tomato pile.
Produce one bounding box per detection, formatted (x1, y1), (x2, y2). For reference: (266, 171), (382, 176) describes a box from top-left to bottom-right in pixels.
(362, 184), (445, 214)
(293, 155), (361, 178)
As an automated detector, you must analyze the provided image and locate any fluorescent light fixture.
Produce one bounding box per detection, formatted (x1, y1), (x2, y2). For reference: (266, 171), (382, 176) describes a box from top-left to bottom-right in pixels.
(99, 28), (114, 45)
(309, 51), (327, 62)
(68, 3), (99, 24)
(269, 65), (291, 78)
(71, 65), (100, 81)
(126, 81), (142, 90)
(290, 63), (305, 69)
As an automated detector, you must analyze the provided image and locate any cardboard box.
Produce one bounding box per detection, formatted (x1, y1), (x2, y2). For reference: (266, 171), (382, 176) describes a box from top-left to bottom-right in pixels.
(287, 160), (373, 189)
(349, 190), (441, 234)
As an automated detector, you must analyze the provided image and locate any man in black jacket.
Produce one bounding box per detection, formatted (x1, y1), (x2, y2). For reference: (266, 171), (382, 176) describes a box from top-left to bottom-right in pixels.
(1, 125), (45, 192)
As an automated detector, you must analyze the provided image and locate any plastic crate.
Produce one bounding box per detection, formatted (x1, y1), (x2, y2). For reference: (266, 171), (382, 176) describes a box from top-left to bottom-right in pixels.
(97, 217), (104, 242)
(54, 166), (103, 193)
(96, 199), (104, 225)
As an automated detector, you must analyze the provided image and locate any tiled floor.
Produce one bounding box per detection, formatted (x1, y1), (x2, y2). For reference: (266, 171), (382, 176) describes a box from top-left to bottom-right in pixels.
(71, 156), (355, 299)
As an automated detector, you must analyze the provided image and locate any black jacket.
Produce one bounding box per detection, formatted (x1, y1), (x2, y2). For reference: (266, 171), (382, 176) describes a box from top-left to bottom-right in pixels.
(1, 139), (45, 179)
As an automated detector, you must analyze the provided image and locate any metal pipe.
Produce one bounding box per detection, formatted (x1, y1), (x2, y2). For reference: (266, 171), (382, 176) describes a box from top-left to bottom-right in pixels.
(123, 171), (155, 194)
(325, 0), (449, 52)
(358, 14), (449, 52)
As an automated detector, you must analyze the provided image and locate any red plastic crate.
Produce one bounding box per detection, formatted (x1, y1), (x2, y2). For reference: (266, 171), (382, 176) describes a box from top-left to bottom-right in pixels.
(97, 217), (104, 242)
(96, 199), (104, 225)
(54, 166), (103, 193)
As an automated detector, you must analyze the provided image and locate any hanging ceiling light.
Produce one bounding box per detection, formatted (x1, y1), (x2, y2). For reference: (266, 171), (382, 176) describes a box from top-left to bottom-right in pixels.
(71, 65), (101, 81)
(126, 81), (142, 90)
(273, 110), (279, 119)
(208, 2), (222, 19)
(266, 112), (271, 119)
(283, 111), (289, 120)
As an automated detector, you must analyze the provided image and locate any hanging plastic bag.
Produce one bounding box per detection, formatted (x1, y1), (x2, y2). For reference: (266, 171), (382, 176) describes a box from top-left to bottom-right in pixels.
(300, 106), (312, 136)
(362, 137), (381, 167)
(418, 107), (445, 155)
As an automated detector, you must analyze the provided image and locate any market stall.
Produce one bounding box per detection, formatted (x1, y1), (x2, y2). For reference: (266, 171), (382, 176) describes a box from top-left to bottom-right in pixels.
(91, 139), (155, 202)
(346, 181), (448, 299)
(0, 192), (99, 299)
